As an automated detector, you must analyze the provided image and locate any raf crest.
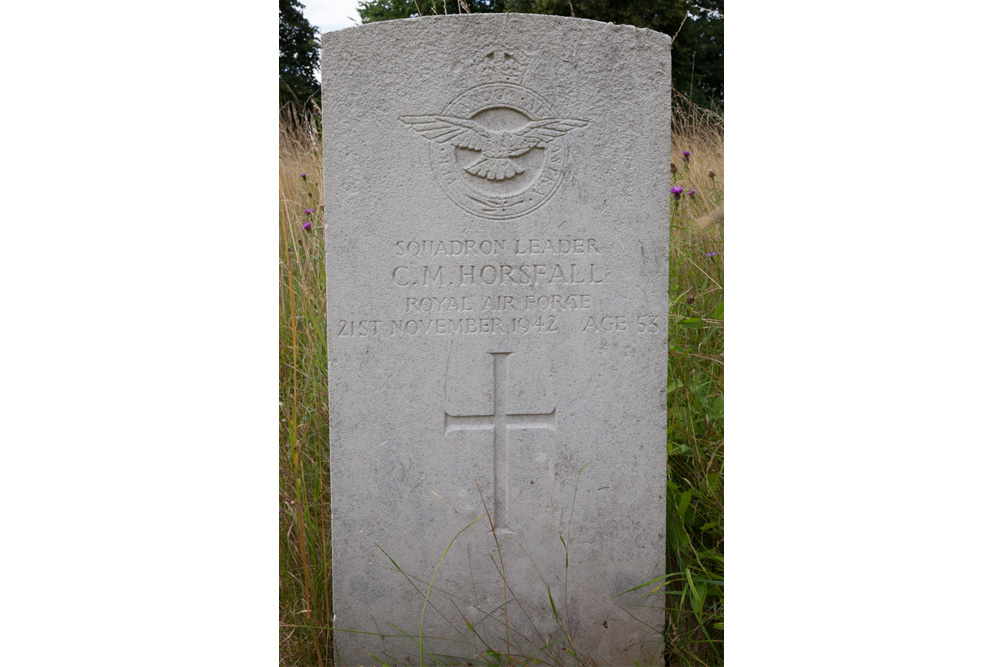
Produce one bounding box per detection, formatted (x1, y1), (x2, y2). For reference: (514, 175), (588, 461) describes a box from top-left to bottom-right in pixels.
(400, 48), (588, 220)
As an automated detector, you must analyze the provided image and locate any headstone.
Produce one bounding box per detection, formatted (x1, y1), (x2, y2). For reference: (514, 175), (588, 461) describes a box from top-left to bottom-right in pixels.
(323, 14), (670, 664)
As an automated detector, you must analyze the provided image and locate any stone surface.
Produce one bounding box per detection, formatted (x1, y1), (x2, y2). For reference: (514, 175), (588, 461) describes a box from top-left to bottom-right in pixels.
(323, 14), (670, 665)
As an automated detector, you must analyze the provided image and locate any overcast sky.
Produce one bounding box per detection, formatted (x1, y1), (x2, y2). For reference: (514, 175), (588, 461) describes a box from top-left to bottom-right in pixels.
(301, 0), (363, 34)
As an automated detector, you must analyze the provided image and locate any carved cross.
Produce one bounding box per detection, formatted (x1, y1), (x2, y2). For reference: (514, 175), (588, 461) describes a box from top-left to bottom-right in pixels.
(445, 352), (556, 533)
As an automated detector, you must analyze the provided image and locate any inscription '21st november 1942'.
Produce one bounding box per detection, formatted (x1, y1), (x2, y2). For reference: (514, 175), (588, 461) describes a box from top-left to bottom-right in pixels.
(334, 237), (664, 338)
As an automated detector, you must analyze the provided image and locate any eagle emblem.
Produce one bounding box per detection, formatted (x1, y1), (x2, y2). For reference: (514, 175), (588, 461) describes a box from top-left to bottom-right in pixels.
(399, 115), (588, 182)
(399, 48), (589, 220)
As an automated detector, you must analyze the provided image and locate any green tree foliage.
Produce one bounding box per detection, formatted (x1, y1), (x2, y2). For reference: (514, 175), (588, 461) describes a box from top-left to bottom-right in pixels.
(357, 0), (723, 107)
(359, 0), (507, 23)
(280, 0), (321, 105)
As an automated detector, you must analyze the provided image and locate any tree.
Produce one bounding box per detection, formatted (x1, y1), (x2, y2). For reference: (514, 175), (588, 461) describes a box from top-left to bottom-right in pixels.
(356, 0), (723, 108)
(358, 0), (509, 22)
(280, 0), (321, 105)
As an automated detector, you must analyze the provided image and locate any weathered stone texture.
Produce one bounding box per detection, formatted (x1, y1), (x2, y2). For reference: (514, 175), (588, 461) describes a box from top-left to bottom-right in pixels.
(323, 14), (670, 664)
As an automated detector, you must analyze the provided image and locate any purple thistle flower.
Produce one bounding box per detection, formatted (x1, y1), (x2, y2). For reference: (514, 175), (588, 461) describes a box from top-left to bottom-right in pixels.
(300, 173), (307, 180)
(304, 208), (315, 215)
(706, 251), (718, 259)
(302, 222), (312, 231)
(670, 185), (684, 201)
(687, 189), (696, 197)
(682, 150), (691, 163)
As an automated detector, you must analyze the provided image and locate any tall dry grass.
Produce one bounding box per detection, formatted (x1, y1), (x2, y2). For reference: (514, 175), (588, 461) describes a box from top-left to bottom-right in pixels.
(278, 93), (723, 665)
(279, 103), (332, 665)
(662, 93), (724, 666)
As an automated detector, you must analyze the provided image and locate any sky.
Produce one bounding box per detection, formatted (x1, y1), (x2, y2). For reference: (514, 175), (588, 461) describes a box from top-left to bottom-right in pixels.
(301, 0), (363, 34)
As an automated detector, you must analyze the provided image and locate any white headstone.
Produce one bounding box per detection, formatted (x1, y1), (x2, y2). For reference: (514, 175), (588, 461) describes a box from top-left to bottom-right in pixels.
(323, 14), (670, 664)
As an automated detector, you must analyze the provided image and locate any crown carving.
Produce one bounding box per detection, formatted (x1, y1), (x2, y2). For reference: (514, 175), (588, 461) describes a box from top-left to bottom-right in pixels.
(477, 50), (525, 84)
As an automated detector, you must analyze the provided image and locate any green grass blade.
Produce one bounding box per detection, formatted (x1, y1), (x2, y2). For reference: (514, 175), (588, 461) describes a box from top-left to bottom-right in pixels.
(419, 514), (484, 666)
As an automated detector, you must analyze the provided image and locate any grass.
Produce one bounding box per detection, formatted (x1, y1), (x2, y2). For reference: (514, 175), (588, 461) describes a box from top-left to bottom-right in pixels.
(280, 103), (332, 665)
(279, 93), (723, 666)
(662, 94), (724, 666)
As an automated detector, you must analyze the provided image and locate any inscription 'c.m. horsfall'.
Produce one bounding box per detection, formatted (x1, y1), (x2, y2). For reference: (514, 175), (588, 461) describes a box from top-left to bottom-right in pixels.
(391, 263), (608, 287)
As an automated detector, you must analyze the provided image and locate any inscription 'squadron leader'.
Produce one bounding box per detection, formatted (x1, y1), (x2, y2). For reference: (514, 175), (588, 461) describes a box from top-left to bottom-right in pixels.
(444, 352), (556, 533)
(400, 48), (588, 220)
